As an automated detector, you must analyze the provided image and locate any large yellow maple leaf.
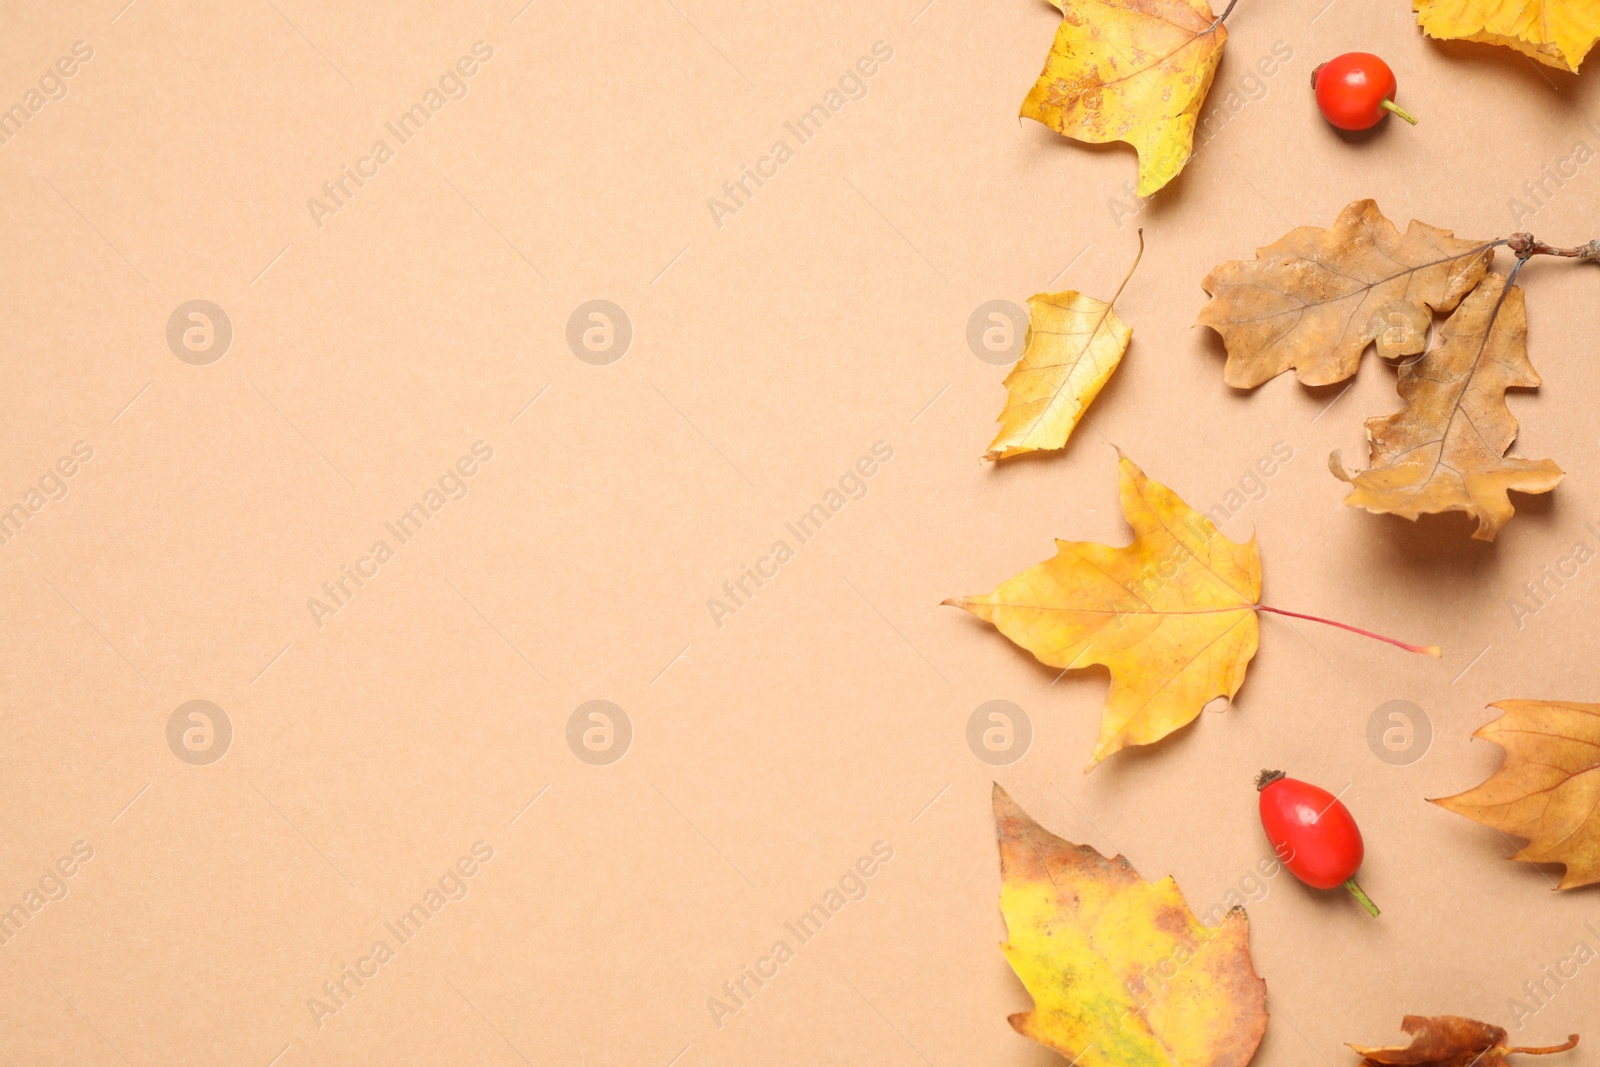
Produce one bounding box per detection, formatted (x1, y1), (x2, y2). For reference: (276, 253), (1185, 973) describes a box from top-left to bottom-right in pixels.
(1414, 0), (1600, 73)
(1021, 0), (1228, 197)
(947, 455), (1260, 768)
(1331, 272), (1562, 541)
(1432, 700), (1600, 889)
(985, 237), (1142, 461)
(994, 784), (1269, 1067)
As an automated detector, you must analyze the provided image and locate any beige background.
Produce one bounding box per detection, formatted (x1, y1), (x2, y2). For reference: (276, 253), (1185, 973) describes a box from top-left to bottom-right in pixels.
(3, 0), (1600, 1063)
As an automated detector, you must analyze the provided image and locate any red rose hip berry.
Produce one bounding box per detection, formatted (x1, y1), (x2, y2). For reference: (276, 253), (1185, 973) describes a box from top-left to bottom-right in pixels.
(1256, 770), (1380, 916)
(1313, 52), (1417, 131)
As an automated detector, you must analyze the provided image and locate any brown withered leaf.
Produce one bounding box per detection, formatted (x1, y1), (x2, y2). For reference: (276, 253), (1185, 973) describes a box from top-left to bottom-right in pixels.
(1432, 700), (1600, 889)
(1197, 200), (1494, 388)
(1331, 272), (1562, 541)
(1350, 1015), (1578, 1067)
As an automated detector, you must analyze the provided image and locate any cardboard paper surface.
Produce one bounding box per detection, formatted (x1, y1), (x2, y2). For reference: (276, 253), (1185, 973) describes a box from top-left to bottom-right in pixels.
(3, 0), (1600, 1063)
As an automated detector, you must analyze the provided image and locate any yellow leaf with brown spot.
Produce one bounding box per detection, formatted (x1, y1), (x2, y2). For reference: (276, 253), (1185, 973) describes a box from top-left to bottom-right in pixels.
(985, 237), (1142, 461)
(1432, 700), (1600, 889)
(1330, 272), (1562, 541)
(1413, 0), (1600, 72)
(1021, 0), (1228, 196)
(1351, 1014), (1578, 1067)
(994, 784), (1268, 1067)
(1197, 200), (1494, 389)
(946, 455), (1261, 768)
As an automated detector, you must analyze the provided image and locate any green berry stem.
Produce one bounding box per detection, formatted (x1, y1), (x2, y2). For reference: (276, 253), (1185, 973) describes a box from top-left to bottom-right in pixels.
(1343, 877), (1381, 917)
(1380, 99), (1418, 125)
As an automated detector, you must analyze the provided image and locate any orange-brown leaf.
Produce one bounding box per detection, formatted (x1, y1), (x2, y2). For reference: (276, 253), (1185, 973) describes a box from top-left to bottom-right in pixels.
(1351, 1015), (1578, 1067)
(1330, 272), (1561, 541)
(1432, 700), (1600, 889)
(1197, 200), (1494, 388)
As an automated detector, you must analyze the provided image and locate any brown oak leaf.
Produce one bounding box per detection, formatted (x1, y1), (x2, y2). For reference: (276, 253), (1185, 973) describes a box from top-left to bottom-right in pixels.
(1197, 200), (1494, 388)
(1351, 1015), (1577, 1067)
(1330, 272), (1562, 541)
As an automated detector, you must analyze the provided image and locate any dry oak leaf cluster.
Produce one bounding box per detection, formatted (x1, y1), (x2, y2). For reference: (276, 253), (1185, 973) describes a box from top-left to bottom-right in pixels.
(1197, 199), (1494, 390)
(1022, 0), (1227, 196)
(986, 236), (1141, 461)
(948, 456), (1260, 768)
(1413, 0), (1600, 72)
(994, 785), (1268, 1067)
(1199, 199), (1561, 541)
(1352, 1015), (1579, 1067)
(1432, 700), (1600, 889)
(1330, 274), (1563, 540)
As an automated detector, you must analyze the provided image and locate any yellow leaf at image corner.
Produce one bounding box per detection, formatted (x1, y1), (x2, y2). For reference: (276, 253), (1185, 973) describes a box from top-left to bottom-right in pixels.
(1432, 700), (1600, 890)
(946, 456), (1260, 768)
(1414, 0), (1600, 72)
(994, 785), (1268, 1067)
(985, 289), (1132, 461)
(1331, 273), (1562, 541)
(1021, 0), (1226, 196)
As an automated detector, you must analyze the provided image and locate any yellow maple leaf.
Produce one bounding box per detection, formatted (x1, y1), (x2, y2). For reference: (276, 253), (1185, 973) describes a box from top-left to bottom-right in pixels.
(986, 235), (1143, 461)
(947, 455), (1261, 767)
(994, 784), (1269, 1067)
(1432, 700), (1600, 890)
(1197, 200), (1495, 389)
(1331, 272), (1562, 541)
(1021, 0), (1229, 197)
(1413, 0), (1600, 73)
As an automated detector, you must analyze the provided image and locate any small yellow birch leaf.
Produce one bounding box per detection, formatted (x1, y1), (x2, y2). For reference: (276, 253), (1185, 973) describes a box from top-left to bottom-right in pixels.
(986, 234), (1143, 462)
(947, 455), (1261, 768)
(994, 784), (1269, 1067)
(1413, 0), (1600, 73)
(1021, 0), (1228, 196)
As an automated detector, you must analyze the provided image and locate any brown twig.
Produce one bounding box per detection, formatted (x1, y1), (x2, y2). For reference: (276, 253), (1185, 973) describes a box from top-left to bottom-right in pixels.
(1507, 233), (1600, 263)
